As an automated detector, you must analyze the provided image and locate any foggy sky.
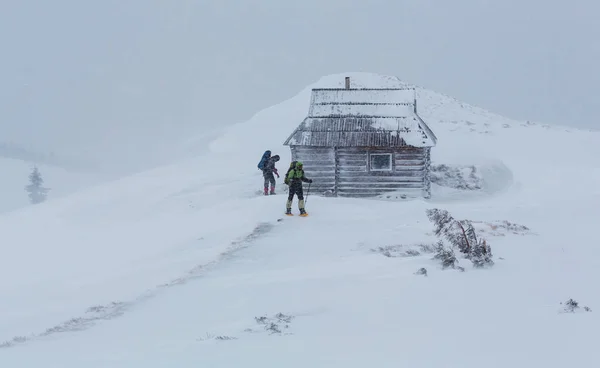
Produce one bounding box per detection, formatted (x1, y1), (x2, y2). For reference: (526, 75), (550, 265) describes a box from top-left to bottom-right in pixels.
(1, 0), (597, 173)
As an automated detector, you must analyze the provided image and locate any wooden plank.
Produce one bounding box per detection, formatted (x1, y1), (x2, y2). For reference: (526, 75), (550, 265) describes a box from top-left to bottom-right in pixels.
(338, 178), (425, 184)
(338, 181), (425, 186)
(339, 171), (424, 182)
(338, 166), (367, 172)
(334, 146), (339, 195)
(303, 169), (336, 174)
(393, 166), (425, 171)
(394, 147), (426, 152)
(338, 182), (425, 191)
(338, 153), (366, 158)
(338, 182), (424, 189)
(337, 148), (368, 153)
(294, 157), (334, 164)
(338, 160), (367, 166)
(340, 186), (426, 192)
(300, 182), (334, 187)
(335, 161), (366, 166)
(337, 152), (367, 158)
(338, 159), (367, 165)
(396, 160), (425, 166)
(294, 153), (334, 161)
(305, 187), (335, 192)
(299, 158), (335, 163)
(391, 170), (425, 177)
(394, 154), (425, 160)
(338, 187), (425, 193)
(294, 147), (332, 152)
(303, 174), (335, 180)
(296, 164), (334, 170)
(339, 173), (424, 180)
(338, 158), (367, 164)
(337, 188), (424, 197)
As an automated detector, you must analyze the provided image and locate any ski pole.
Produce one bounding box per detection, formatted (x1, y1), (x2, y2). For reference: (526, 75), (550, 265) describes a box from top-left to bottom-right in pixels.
(305, 182), (311, 203)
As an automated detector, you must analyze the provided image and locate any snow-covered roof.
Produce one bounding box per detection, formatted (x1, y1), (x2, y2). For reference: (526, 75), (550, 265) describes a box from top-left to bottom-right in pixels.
(283, 86), (437, 148)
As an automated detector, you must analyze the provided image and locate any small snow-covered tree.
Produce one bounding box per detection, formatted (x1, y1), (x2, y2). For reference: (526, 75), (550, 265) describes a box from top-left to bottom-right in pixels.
(426, 208), (494, 268)
(432, 240), (458, 269)
(24, 166), (50, 204)
(426, 208), (472, 254)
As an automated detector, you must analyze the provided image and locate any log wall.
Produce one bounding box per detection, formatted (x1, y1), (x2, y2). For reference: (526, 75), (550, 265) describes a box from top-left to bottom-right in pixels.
(289, 146), (431, 198)
(290, 146), (336, 195)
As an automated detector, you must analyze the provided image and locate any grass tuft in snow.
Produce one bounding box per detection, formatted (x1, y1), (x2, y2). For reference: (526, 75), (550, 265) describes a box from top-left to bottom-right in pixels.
(371, 243), (436, 258)
(251, 313), (295, 335)
(473, 220), (532, 237)
(197, 333), (238, 342)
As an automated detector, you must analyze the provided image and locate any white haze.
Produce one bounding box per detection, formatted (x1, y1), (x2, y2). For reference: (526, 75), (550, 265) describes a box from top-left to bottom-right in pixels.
(1, 0), (598, 176)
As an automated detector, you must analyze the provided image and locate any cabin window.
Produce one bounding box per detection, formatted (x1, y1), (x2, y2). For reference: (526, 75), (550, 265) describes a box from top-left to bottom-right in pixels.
(369, 153), (392, 171)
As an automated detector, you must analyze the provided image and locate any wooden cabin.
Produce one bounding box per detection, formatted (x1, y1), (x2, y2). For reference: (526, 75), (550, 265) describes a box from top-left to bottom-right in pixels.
(282, 76), (437, 199)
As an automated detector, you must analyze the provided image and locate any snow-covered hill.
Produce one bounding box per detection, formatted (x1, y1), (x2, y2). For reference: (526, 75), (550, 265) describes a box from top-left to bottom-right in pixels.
(0, 158), (107, 214)
(1, 72), (599, 367)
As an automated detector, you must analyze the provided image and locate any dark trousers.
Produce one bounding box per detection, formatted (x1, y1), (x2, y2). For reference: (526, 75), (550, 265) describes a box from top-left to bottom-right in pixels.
(288, 182), (304, 200)
(263, 172), (275, 189)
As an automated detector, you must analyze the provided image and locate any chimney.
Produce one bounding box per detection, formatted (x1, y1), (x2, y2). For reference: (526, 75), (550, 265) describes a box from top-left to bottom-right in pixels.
(413, 89), (417, 113)
(345, 76), (350, 89)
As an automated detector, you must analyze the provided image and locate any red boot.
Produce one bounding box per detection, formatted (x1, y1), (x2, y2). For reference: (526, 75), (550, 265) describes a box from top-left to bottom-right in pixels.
(270, 187), (276, 195)
(264, 187), (269, 196)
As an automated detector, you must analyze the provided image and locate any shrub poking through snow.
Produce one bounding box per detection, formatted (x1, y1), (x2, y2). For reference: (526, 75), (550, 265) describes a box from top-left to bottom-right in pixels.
(371, 243), (437, 258)
(430, 164), (482, 190)
(432, 240), (459, 269)
(470, 238), (494, 268)
(426, 208), (494, 268)
(560, 299), (592, 313)
(197, 333), (237, 341)
(252, 313), (294, 335)
(415, 268), (428, 276)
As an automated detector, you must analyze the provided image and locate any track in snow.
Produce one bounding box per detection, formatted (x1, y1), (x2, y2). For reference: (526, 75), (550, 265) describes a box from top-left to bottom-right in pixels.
(0, 221), (280, 349)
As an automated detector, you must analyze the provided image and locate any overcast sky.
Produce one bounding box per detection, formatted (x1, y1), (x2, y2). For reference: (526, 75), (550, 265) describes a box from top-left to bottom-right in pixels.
(0, 0), (597, 172)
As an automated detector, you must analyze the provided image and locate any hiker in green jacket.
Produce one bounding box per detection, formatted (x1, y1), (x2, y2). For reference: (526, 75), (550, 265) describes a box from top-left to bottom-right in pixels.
(285, 161), (312, 216)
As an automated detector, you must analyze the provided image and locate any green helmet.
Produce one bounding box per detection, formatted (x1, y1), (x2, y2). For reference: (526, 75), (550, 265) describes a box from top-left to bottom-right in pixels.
(295, 161), (303, 168)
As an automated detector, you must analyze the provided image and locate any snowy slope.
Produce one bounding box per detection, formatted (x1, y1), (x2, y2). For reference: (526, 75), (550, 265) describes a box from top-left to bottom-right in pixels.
(1, 72), (599, 367)
(0, 158), (107, 213)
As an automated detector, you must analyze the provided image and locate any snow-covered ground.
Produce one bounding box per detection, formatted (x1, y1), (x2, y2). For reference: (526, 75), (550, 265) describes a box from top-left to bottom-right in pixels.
(1, 72), (599, 367)
(0, 158), (107, 214)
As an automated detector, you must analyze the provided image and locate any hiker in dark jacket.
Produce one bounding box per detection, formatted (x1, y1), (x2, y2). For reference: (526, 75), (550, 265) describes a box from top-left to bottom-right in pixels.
(285, 161), (312, 216)
(263, 155), (280, 195)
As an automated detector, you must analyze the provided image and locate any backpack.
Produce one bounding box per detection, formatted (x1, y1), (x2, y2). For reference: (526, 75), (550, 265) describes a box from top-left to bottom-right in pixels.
(283, 161), (297, 185)
(257, 150), (271, 170)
